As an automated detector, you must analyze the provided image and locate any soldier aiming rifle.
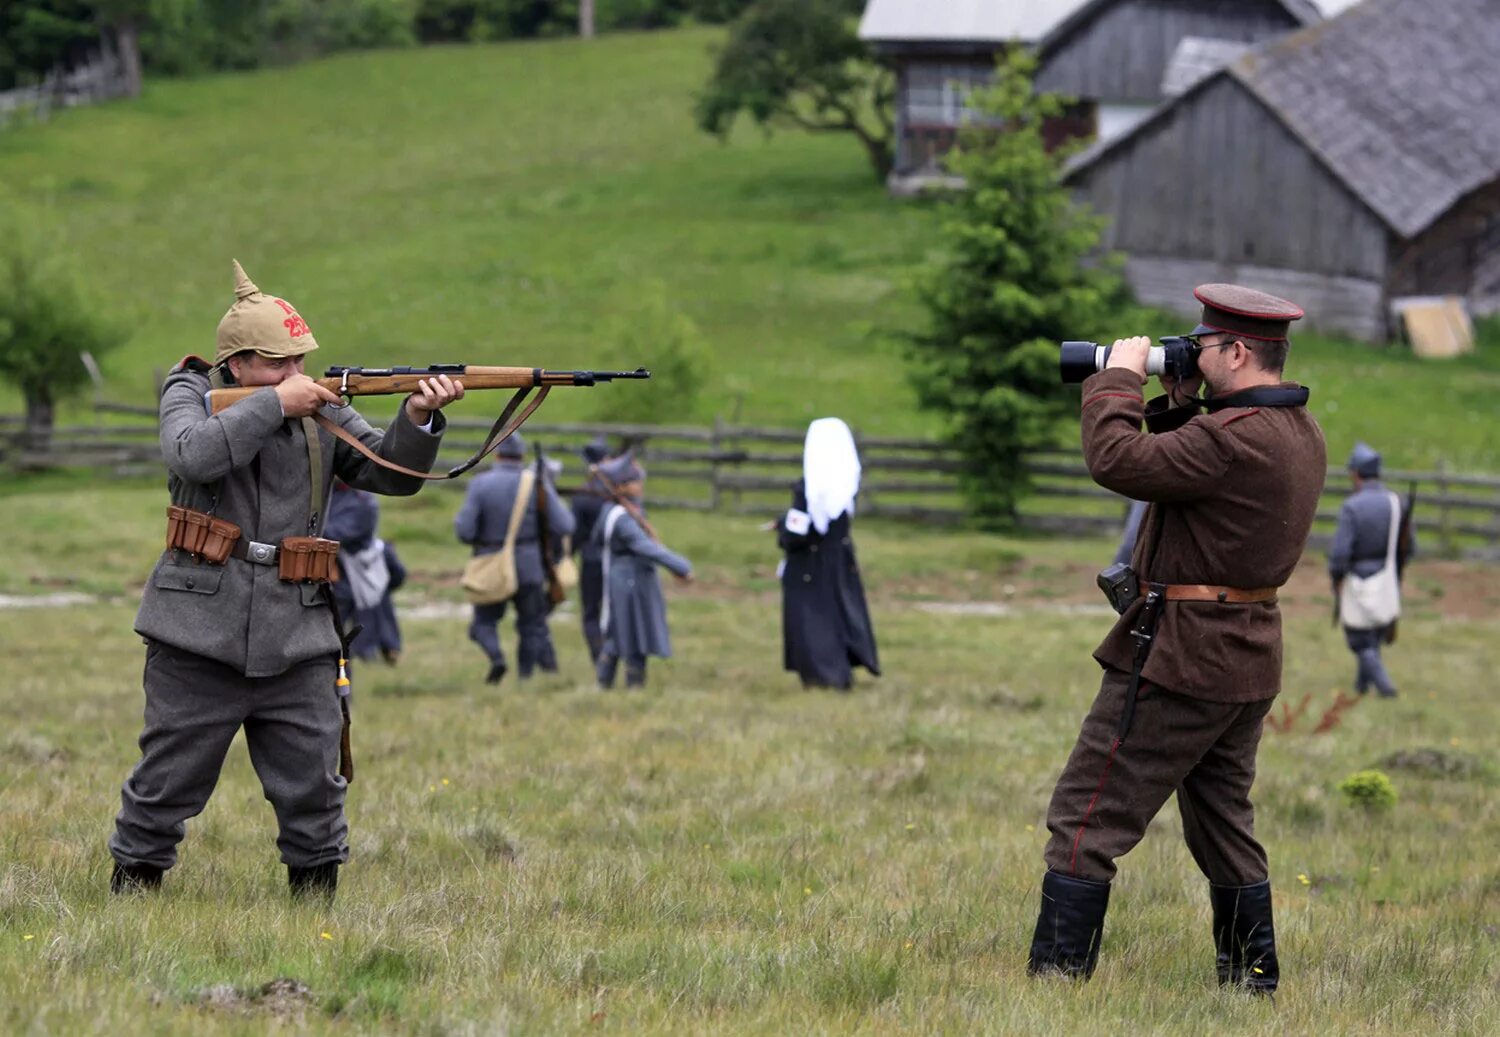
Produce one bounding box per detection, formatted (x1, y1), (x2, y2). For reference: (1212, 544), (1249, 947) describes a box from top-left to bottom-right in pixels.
(109, 261), (644, 902)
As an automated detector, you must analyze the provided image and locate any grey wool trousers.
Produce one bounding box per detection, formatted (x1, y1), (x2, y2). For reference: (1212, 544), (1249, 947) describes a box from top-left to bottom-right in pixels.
(110, 641), (349, 871)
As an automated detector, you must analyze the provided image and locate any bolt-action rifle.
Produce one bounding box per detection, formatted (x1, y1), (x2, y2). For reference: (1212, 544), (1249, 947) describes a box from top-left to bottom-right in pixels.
(206, 364), (650, 480)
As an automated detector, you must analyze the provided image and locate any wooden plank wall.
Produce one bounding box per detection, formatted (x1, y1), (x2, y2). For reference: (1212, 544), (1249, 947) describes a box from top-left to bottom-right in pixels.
(1072, 77), (1390, 280)
(6, 410), (1499, 558)
(1037, 0), (1301, 102)
(1121, 255), (1387, 340)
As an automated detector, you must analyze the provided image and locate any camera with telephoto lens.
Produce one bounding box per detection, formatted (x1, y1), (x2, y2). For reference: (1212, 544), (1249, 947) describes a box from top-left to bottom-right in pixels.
(1059, 336), (1200, 384)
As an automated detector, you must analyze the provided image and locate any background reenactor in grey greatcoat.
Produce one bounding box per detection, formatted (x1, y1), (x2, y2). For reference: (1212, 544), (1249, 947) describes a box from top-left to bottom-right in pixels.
(455, 432), (575, 684)
(571, 436), (611, 662)
(109, 261), (461, 900)
(589, 453), (693, 689)
(1329, 442), (1413, 698)
(1028, 285), (1326, 994)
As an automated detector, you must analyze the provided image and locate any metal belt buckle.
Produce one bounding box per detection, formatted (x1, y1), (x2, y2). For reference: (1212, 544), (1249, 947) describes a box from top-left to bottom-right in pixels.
(247, 540), (279, 565)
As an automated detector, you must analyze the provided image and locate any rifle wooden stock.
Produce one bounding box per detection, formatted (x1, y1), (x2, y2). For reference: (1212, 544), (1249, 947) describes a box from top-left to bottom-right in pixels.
(206, 366), (647, 415)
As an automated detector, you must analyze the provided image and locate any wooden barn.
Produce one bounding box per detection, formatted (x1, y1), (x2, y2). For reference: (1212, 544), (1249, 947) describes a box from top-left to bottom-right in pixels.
(1063, 0), (1500, 340)
(858, 0), (1327, 194)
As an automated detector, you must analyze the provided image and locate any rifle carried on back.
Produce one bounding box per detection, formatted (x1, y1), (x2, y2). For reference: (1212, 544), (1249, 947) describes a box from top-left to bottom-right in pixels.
(534, 442), (569, 607)
(206, 364), (650, 481)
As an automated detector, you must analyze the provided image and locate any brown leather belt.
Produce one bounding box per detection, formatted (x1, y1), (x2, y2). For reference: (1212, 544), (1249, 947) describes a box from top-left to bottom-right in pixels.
(1151, 583), (1279, 604)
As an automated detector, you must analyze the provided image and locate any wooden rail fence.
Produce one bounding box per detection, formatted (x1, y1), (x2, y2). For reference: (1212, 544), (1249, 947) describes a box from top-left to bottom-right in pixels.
(5, 408), (1500, 558)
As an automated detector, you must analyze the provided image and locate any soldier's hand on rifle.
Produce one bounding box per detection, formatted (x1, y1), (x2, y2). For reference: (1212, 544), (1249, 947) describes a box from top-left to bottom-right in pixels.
(404, 375), (465, 424)
(275, 374), (344, 418)
(1104, 335), (1151, 384)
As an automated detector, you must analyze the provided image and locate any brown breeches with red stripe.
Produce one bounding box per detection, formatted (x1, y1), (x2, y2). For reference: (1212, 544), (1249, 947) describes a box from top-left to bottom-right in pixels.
(1043, 668), (1274, 885)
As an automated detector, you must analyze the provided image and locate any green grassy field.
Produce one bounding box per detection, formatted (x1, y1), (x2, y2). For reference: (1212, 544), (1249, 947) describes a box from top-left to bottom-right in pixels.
(1, 28), (1498, 1034)
(1, 29), (1498, 470)
(2, 480), (1497, 1034)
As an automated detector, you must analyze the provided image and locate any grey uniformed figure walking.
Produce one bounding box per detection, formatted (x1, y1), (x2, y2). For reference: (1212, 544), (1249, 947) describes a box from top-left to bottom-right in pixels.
(590, 453), (693, 689)
(109, 261), (461, 899)
(1329, 442), (1412, 698)
(571, 436), (611, 662)
(455, 432), (575, 684)
(1028, 285), (1327, 993)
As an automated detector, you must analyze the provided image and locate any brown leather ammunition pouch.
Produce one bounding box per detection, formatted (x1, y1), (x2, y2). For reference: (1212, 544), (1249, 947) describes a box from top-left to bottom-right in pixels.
(278, 536), (341, 583)
(165, 505), (242, 564)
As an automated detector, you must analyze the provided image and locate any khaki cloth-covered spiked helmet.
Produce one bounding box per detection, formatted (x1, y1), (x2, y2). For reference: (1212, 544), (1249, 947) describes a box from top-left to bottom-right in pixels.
(213, 260), (320, 364)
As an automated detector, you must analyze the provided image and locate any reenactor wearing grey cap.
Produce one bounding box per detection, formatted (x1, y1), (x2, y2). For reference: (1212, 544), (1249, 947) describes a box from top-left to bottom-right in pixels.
(1329, 442), (1413, 698)
(1028, 284), (1327, 993)
(455, 431), (575, 684)
(108, 262), (462, 900)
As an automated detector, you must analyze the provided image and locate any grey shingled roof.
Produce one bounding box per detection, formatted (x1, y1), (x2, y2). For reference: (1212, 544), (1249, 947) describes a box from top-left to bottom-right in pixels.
(1038, 0), (1321, 56)
(1160, 36), (1253, 98)
(1238, 0), (1500, 237)
(1067, 0), (1500, 238)
(857, 0), (1090, 44)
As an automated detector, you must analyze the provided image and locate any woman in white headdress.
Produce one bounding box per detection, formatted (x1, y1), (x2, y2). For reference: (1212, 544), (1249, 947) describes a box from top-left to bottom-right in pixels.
(776, 418), (880, 690)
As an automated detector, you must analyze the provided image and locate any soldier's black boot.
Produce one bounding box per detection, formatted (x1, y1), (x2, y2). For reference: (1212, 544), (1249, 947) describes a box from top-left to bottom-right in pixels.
(1028, 871), (1111, 979)
(288, 862), (339, 902)
(1211, 880), (1279, 994)
(110, 861), (164, 894)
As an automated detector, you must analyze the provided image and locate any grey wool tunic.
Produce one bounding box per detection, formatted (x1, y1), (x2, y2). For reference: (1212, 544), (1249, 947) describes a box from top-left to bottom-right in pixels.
(590, 504), (691, 659)
(134, 362), (445, 677)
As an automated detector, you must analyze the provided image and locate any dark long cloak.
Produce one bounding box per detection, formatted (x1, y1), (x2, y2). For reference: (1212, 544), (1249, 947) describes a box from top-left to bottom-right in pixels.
(778, 480), (879, 689)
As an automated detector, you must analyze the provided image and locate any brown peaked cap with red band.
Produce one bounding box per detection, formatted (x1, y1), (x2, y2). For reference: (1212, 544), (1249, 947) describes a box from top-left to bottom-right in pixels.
(1187, 283), (1304, 343)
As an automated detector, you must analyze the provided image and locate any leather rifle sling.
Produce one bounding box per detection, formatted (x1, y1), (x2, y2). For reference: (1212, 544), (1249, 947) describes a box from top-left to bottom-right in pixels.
(311, 385), (551, 482)
(302, 416), (322, 532)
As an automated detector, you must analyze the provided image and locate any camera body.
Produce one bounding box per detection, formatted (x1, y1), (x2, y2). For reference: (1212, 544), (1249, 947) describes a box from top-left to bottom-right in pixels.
(1059, 336), (1199, 384)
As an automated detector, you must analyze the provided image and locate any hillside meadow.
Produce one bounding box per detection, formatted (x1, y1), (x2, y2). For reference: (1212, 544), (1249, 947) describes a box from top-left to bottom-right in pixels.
(0, 27), (1498, 1035)
(2, 479), (1499, 1034)
(0, 29), (1497, 469)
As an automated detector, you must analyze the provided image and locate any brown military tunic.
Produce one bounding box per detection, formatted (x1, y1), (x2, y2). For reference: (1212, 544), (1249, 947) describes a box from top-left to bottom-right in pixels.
(1042, 367), (1326, 883)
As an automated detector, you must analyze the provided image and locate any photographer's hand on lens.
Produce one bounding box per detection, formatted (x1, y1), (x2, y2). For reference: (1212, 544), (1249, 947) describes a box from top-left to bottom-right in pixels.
(1103, 336), (1152, 384)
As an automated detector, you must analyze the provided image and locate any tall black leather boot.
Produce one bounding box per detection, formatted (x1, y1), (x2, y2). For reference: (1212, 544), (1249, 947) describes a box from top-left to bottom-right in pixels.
(110, 861), (164, 894)
(1211, 880), (1279, 994)
(288, 862), (339, 901)
(1028, 871), (1111, 979)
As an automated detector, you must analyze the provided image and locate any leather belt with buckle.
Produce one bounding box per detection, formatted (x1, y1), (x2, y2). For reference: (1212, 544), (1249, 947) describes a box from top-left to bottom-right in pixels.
(230, 539), (280, 566)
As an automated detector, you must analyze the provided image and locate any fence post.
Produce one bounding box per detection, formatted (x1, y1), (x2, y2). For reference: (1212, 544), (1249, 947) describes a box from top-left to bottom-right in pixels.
(1437, 459), (1453, 556)
(710, 415), (724, 513)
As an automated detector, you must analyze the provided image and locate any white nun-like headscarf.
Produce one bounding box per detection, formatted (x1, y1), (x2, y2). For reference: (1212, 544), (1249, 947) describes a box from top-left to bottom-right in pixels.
(803, 417), (861, 534)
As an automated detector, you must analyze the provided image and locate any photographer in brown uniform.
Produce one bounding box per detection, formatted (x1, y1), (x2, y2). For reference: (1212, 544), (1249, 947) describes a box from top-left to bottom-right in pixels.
(1028, 285), (1326, 992)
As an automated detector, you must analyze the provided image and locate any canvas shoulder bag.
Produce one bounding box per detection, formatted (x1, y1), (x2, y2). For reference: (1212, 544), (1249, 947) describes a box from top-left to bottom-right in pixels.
(1339, 490), (1402, 629)
(461, 470), (536, 605)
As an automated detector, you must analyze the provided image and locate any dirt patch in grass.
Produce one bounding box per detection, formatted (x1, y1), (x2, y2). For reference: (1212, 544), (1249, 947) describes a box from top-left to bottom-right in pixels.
(192, 978), (315, 1022)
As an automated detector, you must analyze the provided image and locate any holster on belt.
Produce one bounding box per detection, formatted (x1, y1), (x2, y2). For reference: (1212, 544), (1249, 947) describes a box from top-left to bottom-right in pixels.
(279, 536), (341, 583)
(165, 505), (242, 564)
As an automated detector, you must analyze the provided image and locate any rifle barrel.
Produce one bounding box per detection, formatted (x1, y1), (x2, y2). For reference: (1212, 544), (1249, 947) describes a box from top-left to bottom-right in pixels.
(205, 365), (651, 414)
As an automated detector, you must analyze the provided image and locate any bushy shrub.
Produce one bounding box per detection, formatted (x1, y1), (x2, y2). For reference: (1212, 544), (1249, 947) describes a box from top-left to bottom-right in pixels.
(590, 282), (706, 424)
(1337, 769), (1398, 812)
(142, 0), (413, 76)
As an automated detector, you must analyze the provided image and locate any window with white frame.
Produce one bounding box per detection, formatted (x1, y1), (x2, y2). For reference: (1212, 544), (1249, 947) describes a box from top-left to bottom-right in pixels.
(903, 62), (995, 127)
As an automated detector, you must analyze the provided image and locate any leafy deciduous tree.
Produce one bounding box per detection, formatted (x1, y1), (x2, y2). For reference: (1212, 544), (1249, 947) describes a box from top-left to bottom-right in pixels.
(0, 214), (128, 452)
(906, 50), (1129, 524)
(695, 0), (893, 182)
